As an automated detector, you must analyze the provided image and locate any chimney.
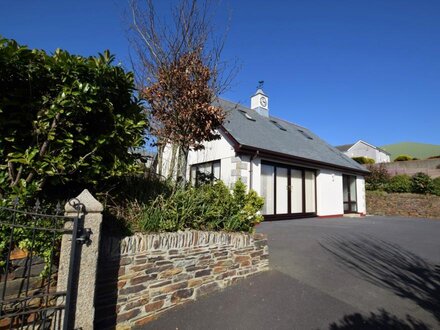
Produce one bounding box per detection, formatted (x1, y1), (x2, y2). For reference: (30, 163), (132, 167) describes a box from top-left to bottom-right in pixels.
(251, 88), (269, 117)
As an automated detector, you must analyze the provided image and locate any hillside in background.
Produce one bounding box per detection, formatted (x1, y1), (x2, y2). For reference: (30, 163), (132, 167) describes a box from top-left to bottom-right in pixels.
(381, 142), (440, 161)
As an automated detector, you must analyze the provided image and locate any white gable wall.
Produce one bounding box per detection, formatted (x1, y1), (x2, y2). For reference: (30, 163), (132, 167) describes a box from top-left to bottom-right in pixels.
(186, 130), (239, 188)
(345, 141), (390, 163)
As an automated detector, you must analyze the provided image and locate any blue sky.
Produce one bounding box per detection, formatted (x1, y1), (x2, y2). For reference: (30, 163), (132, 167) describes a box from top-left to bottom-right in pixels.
(1, 0), (439, 146)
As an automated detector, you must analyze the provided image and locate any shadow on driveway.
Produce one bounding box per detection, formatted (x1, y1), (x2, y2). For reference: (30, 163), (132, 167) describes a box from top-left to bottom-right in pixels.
(328, 309), (430, 330)
(320, 235), (440, 323)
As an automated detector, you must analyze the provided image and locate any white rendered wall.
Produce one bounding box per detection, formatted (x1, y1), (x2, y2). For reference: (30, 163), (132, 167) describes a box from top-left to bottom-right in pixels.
(316, 169), (344, 216)
(356, 176), (366, 214)
(347, 142), (376, 160)
(187, 130), (235, 166)
(250, 157), (261, 194)
(345, 141), (390, 163)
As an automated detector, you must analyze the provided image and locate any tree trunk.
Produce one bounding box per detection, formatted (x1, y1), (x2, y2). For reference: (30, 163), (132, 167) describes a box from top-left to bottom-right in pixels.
(177, 145), (189, 187)
(167, 144), (179, 180)
(155, 144), (164, 177)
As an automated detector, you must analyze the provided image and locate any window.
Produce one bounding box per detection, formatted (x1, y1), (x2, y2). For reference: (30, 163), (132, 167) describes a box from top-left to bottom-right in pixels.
(190, 160), (221, 186)
(298, 129), (313, 140)
(239, 110), (256, 121)
(270, 120), (287, 131)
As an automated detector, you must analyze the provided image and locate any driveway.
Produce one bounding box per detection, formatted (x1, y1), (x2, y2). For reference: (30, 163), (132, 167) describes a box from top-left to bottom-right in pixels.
(140, 216), (440, 329)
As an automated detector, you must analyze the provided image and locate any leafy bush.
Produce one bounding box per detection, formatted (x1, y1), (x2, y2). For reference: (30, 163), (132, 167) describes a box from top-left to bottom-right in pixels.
(0, 37), (147, 201)
(352, 157), (375, 164)
(385, 175), (412, 193)
(365, 164), (391, 191)
(433, 177), (440, 196)
(394, 155), (413, 162)
(411, 172), (434, 194)
(139, 180), (264, 233)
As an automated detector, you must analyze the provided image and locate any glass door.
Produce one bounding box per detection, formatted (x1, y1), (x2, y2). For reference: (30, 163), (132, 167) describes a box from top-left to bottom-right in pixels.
(260, 161), (317, 217)
(290, 169), (303, 213)
(343, 175), (357, 213)
(276, 167), (288, 214)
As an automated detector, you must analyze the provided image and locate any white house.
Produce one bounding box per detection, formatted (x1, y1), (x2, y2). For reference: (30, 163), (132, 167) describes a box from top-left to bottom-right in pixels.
(161, 89), (369, 220)
(336, 140), (391, 163)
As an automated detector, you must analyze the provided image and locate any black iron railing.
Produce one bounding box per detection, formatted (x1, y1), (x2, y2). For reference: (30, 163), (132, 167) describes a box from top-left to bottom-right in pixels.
(0, 199), (82, 330)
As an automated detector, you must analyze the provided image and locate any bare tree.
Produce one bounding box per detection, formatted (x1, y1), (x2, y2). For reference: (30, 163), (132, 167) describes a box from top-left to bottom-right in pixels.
(128, 0), (237, 183)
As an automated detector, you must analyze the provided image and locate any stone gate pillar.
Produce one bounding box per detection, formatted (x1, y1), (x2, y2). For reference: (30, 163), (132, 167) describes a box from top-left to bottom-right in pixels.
(57, 189), (103, 329)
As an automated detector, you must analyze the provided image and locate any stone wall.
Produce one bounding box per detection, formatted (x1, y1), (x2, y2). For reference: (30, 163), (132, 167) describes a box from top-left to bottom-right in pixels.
(366, 191), (440, 219)
(95, 231), (269, 328)
(371, 159), (440, 178)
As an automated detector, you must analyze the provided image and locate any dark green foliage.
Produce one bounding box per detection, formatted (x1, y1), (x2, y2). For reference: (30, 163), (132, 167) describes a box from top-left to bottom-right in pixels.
(352, 157), (375, 164)
(432, 177), (440, 196)
(394, 155), (414, 162)
(139, 180), (264, 233)
(0, 37), (148, 201)
(365, 164), (391, 191)
(0, 37), (148, 273)
(385, 175), (412, 193)
(411, 172), (435, 194)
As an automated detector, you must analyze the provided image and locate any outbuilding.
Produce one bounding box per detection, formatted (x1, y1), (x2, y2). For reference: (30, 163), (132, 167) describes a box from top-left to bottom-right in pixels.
(161, 89), (369, 220)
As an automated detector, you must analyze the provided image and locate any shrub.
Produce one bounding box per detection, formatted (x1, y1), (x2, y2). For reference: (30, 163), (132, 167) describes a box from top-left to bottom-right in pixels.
(365, 164), (391, 191)
(0, 37), (147, 201)
(352, 157), (375, 165)
(433, 177), (440, 196)
(411, 172), (434, 194)
(394, 155), (414, 162)
(385, 175), (411, 193)
(139, 180), (264, 233)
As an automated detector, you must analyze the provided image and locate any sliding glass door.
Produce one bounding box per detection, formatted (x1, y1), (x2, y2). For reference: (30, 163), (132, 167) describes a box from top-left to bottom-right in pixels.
(260, 162), (316, 218)
(343, 175), (357, 213)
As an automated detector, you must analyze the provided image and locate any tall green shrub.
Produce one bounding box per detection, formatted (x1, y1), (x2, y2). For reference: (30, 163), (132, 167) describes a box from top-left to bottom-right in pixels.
(385, 174), (412, 193)
(365, 164), (391, 191)
(411, 172), (434, 194)
(433, 177), (440, 196)
(0, 37), (148, 200)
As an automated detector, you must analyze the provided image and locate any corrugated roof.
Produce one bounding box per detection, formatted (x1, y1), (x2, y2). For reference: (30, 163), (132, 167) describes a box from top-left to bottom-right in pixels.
(216, 99), (367, 173)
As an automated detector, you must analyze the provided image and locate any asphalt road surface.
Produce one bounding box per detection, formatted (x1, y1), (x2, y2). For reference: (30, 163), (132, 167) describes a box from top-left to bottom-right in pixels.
(140, 216), (440, 330)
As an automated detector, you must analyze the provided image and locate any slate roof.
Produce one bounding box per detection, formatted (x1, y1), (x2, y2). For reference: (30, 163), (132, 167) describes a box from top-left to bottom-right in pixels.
(215, 99), (368, 174)
(335, 144), (355, 152)
(335, 141), (391, 155)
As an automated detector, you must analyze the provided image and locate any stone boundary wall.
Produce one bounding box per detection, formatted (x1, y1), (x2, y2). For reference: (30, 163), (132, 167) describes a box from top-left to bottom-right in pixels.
(95, 231), (269, 328)
(371, 159), (440, 178)
(367, 191), (440, 219)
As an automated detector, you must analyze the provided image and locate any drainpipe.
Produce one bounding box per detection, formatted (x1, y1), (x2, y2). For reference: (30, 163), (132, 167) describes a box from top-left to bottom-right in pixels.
(249, 150), (260, 190)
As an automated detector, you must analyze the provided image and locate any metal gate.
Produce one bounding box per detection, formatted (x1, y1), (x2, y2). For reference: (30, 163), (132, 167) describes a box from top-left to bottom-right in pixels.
(0, 199), (83, 330)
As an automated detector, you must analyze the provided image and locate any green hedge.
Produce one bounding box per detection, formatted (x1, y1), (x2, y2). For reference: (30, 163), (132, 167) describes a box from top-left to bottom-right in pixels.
(394, 155), (414, 162)
(385, 174), (412, 193)
(352, 157), (375, 164)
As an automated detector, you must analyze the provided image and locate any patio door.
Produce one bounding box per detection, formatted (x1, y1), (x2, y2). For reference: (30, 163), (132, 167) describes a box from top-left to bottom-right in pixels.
(343, 175), (357, 213)
(260, 162), (316, 219)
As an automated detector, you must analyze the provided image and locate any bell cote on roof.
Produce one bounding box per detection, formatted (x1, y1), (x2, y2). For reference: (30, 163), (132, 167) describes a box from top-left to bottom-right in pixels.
(251, 88), (269, 117)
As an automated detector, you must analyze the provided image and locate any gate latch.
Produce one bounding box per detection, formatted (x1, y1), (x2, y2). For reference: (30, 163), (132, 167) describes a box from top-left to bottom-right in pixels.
(76, 228), (92, 245)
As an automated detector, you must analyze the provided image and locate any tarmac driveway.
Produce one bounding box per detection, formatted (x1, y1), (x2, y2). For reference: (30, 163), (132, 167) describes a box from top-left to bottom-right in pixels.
(141, 216), (440, 329)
